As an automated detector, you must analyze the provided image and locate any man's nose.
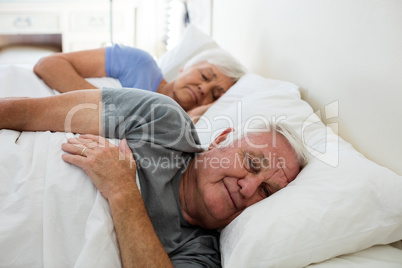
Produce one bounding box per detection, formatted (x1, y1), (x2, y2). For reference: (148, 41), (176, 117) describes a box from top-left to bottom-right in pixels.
(238, 175), (265, 199)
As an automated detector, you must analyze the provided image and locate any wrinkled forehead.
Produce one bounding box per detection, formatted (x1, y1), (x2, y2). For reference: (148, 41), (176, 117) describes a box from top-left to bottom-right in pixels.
(241, 131), (300, 171)
(193, 62), (235, 84)
(189, 61), (216, 72)
(238, 131), (282, 148)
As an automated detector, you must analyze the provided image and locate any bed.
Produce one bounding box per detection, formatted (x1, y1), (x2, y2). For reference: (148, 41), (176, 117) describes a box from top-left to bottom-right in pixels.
(1, 3), (402, 268)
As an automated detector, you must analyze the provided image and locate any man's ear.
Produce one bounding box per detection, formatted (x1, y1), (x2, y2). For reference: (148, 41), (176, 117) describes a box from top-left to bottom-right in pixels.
(208, 128), (234, 150)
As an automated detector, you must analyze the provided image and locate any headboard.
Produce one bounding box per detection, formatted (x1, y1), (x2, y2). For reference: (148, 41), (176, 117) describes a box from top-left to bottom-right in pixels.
(207, 0), (401, 175)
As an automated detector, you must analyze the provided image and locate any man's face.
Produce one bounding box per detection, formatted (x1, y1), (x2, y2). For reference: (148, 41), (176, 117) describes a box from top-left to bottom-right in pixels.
(171, 62), (234, 111)
(188, 130), (300, 229)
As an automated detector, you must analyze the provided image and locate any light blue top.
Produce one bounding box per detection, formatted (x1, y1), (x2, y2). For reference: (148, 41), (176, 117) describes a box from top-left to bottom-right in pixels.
(105, 44), (163, 92)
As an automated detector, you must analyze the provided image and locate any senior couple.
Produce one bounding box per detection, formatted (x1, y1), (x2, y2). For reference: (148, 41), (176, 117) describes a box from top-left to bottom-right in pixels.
(0, 44), (308, 267)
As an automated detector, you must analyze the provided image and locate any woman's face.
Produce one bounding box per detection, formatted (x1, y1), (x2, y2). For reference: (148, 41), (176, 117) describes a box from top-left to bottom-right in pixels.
(171, 62), (234, 111)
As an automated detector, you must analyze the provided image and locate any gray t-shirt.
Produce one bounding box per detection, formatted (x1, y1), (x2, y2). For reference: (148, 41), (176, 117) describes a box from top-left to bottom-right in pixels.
(102, 88), (221, 268)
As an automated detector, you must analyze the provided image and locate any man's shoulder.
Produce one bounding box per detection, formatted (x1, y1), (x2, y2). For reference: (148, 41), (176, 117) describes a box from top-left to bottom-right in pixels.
(105, 88), (189, 122)
(102, 88), (199, 150)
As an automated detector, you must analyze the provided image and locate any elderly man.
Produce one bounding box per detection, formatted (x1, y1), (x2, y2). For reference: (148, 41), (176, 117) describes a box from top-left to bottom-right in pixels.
(0, 88), (307, 267)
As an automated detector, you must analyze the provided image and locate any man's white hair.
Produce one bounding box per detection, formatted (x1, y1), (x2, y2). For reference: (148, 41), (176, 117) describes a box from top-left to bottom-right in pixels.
(217, 122), (309, 169)
(183, 48), (247, 83)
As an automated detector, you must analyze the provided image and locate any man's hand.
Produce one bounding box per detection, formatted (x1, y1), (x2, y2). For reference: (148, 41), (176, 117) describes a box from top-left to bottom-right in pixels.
(61, 134), (137, 200)
(61, 134), (174, 268)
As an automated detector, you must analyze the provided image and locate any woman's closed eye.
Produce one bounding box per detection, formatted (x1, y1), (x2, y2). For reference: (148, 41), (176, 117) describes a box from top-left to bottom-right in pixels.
(202, 74), (209, 81)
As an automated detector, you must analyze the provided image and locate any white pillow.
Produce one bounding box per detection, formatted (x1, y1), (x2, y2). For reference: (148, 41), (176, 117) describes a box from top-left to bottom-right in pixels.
(157, 28), (402, 267)
(157, 24), (219, 82)
(195, 73), (402, 267)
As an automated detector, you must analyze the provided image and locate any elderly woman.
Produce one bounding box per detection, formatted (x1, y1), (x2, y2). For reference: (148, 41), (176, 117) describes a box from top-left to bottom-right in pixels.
(33, 44), (247, 118)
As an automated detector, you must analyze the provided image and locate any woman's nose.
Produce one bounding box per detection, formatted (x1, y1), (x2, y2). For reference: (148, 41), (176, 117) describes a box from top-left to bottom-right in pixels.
(199, 83), (216, 97)
(197, 85), (205, 96)
(197, 85), (206, 96)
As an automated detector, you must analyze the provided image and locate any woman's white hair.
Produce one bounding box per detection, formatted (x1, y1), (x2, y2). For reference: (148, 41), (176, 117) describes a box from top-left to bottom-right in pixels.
(217, 122), (309, 169)
(183, 48), (247, 82)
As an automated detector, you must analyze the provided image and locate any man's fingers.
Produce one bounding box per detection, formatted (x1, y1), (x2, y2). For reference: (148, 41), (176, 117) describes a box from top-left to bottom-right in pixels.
(62, 153), (88, 170)
(67, 137), (98, 148)
(119, 139), (134, 159)
(67, 134), (109, 150)
(62, 142), (90, 156)
(79, 134), (107, 146)
(118, 139), (129, 153)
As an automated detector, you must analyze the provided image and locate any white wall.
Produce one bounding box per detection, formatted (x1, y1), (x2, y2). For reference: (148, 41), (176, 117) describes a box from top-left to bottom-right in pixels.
(212, 0), (402, 175)
(135, 0), (167, 57)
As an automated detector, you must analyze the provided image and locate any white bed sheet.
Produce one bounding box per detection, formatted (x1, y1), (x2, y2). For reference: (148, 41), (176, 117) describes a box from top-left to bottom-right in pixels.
(0, 130), (121, 267)
(0, 65), (122, 267)
(0, 64), (401, 267)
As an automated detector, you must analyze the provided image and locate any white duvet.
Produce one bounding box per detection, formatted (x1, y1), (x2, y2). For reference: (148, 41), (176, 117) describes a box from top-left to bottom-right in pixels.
(0, 65), (401, 267)
(0, 65), (122, 267)
(0, 130), (120, 267)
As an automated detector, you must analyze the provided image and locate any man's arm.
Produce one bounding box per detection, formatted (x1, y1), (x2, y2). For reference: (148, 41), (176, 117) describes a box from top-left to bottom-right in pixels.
(62, 135), (174, 268)
(110, 185), (174, 268)
(0, 90), (102, 134)
(33, 48), (107, 93)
